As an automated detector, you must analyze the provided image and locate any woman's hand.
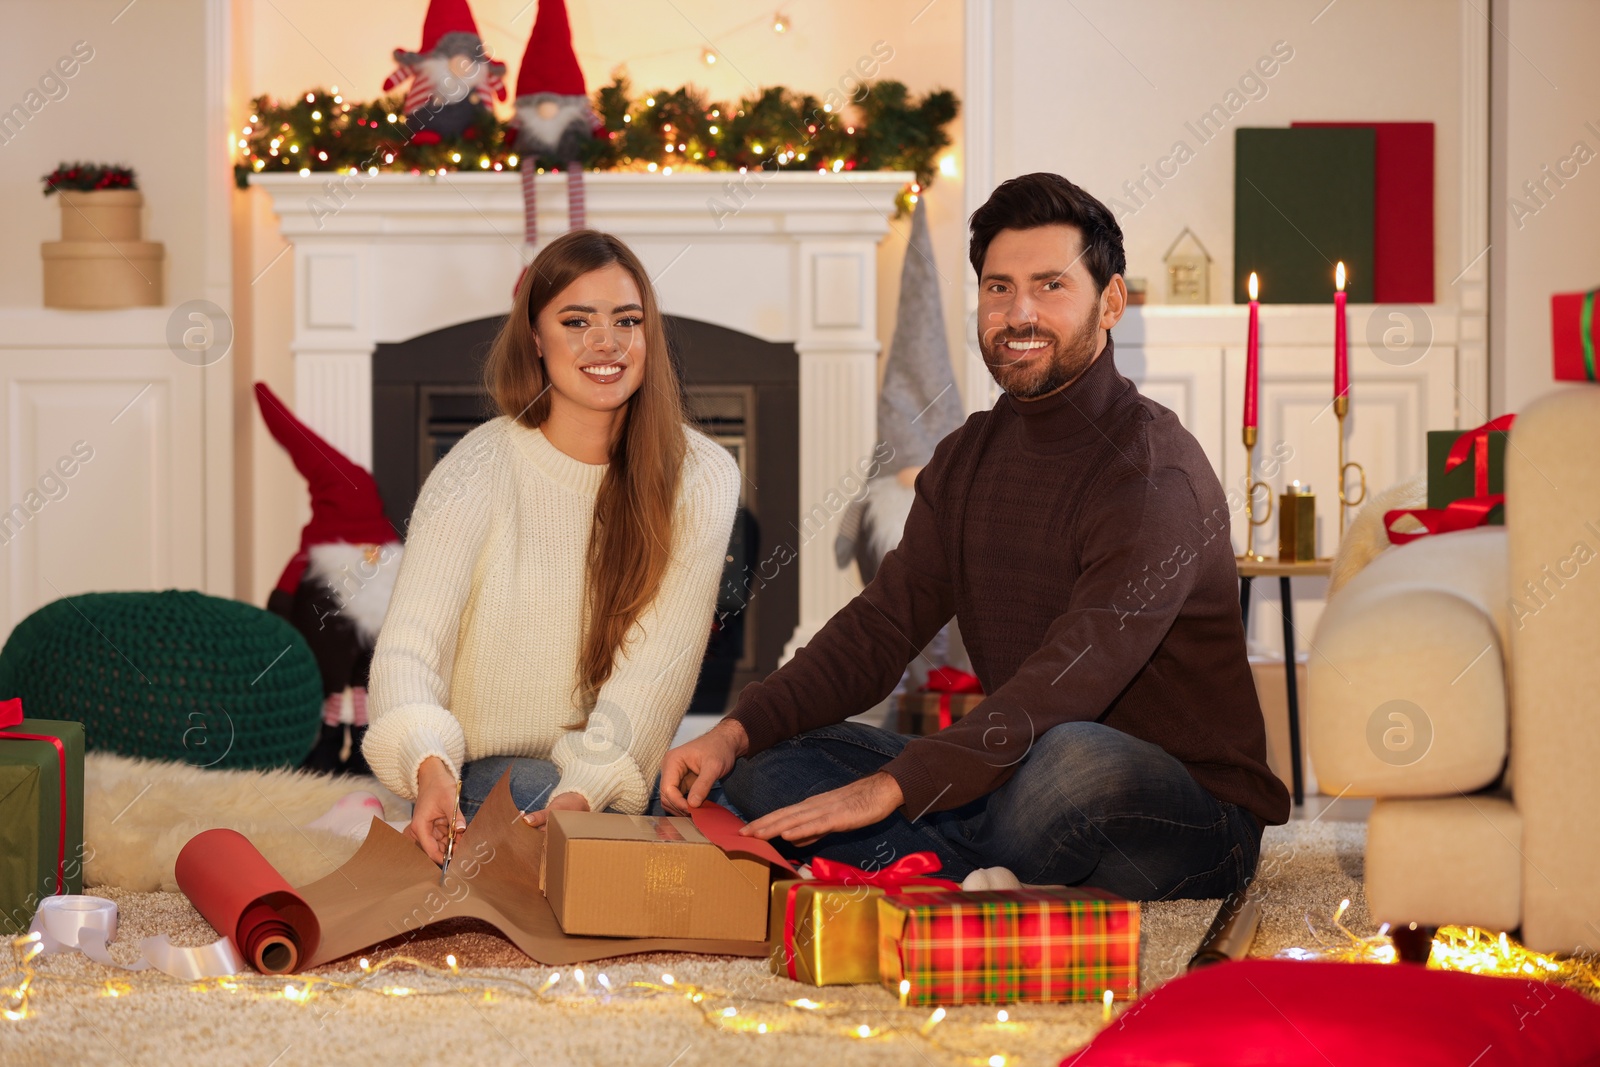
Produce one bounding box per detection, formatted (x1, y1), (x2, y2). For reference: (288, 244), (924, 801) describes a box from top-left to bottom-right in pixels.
(405, 756), (465, 864)
(522, 791), (590, 828)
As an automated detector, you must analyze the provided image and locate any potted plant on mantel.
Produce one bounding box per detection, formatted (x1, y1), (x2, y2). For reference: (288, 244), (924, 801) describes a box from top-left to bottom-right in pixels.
(40, 162), (164, 309)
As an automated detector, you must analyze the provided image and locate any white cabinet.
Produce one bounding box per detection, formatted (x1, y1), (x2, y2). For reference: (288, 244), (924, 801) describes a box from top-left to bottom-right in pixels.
(0, 309), (209, 640)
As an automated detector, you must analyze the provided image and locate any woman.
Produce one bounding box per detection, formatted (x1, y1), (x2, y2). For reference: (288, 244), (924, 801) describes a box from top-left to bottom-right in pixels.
(363, 229), (740, 862)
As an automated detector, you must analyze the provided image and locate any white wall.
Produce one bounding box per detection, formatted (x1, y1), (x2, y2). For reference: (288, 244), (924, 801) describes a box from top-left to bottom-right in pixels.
(237, 0), (966, 605)
(0, 0), (214, 307)
(990, 0), (1465, 311)
(1490, 0), (1600, 412)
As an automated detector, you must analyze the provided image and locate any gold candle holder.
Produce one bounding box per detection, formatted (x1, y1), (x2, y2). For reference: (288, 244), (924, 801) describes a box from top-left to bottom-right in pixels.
(1239, 425), (1272, 562)
(1333, 395), (1366, 534)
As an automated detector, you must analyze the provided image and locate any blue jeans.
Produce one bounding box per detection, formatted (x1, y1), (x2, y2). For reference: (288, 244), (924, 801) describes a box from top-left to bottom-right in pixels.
(459, 756), (738, 821)
(721, 721), (1261, 901)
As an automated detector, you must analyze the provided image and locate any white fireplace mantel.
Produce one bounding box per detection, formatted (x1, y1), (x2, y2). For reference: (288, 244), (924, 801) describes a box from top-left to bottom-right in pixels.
(255, 169), (914, 655)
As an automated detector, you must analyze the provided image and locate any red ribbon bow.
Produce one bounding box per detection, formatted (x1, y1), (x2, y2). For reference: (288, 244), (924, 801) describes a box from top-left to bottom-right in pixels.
(0, 697), (68, 896)
(922, 667), (983, 730)
(780, 852), (961, 980)
(1385, 415), (1516, 546)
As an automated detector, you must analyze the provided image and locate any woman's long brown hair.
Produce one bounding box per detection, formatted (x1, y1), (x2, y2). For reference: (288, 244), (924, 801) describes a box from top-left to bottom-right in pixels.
(485, 230), (687, 703)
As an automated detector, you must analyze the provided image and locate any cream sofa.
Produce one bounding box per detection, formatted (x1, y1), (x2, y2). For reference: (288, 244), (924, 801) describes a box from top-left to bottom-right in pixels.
(1308, 387), (1600, 954)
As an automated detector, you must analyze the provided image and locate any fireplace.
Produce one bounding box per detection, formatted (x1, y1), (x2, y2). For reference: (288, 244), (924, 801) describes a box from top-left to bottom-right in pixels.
(371, 313), (799, 713)
(253, 170), (911, 658)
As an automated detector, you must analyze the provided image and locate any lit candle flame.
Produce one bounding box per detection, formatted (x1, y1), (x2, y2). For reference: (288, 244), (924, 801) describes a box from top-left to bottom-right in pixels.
(1248, 272), (1259, 301)
(1336, 261), (1346, 291)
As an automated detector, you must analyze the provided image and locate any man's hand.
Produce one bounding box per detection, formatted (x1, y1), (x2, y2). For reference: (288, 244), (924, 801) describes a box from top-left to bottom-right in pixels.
(740, 772), (904, 847)
(659, 718), (749, 815)
(522, 791), (590, 829)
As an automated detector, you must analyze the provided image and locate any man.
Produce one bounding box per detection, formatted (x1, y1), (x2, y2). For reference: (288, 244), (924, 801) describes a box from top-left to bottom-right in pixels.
(661, 172), (1289, 899)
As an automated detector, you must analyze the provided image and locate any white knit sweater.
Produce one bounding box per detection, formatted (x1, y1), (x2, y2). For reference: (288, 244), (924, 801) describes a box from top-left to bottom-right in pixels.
(363, 417), (740, 813)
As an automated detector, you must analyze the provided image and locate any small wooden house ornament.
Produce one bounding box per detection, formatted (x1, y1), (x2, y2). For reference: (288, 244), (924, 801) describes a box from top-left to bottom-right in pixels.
(1163, 227), (1212, 304)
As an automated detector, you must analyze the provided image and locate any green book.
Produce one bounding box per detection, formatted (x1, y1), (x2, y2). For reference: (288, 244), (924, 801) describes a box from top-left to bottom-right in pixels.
(1427, 429), (1508, 526)
(1234, 127), (1376, 304)
(1, 717), (86, 933)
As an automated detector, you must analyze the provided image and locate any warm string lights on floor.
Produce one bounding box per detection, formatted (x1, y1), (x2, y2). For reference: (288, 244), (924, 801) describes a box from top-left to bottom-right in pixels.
(1280, 899), (1600, 993)
(4, 932), (1036, 1063)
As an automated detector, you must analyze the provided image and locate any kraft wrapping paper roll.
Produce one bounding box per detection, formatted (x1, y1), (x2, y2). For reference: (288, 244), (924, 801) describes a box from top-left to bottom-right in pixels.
(174, 829), (321, 975)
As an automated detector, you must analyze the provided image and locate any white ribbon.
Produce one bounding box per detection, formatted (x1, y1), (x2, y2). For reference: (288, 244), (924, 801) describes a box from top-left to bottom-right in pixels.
(28, 894), (245, 979)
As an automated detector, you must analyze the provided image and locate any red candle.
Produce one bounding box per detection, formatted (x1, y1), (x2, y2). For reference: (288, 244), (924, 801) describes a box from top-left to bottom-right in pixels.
(1244, 272), (1260, 431)
(1334, 261), (1348, 399)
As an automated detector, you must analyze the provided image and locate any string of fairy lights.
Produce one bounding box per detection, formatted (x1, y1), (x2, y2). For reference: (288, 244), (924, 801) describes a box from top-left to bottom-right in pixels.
(2, 932), (1051, 1064)
(7, 908), (1599, 1054)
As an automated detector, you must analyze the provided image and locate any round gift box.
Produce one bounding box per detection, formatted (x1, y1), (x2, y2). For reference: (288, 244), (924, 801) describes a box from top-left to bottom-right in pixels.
(41, 240), (165, 308)
(54, 189), (144, 242)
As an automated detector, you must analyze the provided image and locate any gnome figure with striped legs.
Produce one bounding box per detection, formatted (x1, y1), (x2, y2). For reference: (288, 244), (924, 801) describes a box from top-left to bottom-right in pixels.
(511, 0), (601, 250)
(255, 383), (403, 776)
(383, 0), (507, 144)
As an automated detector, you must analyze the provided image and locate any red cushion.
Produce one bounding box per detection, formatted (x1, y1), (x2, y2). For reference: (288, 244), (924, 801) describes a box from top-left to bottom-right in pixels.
(1065, 959), (1600, 1067)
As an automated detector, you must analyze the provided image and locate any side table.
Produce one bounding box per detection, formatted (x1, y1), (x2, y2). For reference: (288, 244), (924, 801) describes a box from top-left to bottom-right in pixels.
(1237, 558), (1333, 806)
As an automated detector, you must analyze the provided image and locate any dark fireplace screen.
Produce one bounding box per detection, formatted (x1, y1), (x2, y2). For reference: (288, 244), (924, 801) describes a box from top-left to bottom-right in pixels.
(371, 315), (799, 714)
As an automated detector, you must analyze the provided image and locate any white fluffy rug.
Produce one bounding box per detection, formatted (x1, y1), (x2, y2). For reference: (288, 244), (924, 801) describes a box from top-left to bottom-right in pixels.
(83, 752), (410, 891)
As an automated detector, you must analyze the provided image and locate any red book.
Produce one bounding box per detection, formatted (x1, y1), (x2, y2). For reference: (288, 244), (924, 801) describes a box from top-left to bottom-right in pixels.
(1294, 121), (1435, 303)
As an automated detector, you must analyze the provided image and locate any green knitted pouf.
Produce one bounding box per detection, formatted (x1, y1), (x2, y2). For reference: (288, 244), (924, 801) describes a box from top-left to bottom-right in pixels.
(0, 590), (323, 769)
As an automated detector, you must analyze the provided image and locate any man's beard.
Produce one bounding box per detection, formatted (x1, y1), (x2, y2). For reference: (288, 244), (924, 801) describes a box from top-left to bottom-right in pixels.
(981, 300), (1103, 399)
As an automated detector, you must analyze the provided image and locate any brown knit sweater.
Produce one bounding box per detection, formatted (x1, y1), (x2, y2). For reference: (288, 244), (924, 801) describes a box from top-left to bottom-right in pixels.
(730, 337), (1291, 828)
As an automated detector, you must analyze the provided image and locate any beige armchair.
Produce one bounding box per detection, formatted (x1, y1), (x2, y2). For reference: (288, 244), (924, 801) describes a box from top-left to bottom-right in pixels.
(1308, 387), (1600, 954)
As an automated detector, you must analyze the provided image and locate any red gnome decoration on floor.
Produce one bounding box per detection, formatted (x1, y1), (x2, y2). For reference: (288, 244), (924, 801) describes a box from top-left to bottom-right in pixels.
(256, 383), (403, 777)
(511, 0), (601, 249)
(383, 0), (507, 144)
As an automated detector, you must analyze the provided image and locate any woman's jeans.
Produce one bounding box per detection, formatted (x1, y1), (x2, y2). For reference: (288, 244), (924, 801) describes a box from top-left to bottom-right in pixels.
(721, 721), (1262, 901)
(458, 755), (736, 820)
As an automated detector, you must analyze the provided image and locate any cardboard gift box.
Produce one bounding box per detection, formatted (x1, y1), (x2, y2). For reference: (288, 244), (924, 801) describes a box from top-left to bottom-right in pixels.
(896, 667), (985, 735)
(1551, 289), (1599, 383)
(769, 853), (960, 986)
(878, 887), (1139, 1006)
(1, 698), (85, 934)
(543, 809), (782, 941)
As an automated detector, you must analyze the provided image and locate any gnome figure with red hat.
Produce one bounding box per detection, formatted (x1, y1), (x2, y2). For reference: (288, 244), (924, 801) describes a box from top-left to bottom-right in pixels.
(383, 0), (507, 144)
(255, 383), (403, 776)
(511, 0), (601, 247)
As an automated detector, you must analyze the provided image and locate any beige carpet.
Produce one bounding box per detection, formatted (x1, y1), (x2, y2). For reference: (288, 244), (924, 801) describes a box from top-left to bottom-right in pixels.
(5, 820), (1368, 1067)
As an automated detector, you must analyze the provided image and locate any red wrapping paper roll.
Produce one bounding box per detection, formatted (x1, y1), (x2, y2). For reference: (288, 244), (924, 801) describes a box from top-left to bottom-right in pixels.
(174, 828), (321, 974)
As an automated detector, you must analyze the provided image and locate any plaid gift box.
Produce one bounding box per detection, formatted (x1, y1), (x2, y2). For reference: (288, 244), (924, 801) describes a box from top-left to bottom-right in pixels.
(878, 887), (1138, 1006)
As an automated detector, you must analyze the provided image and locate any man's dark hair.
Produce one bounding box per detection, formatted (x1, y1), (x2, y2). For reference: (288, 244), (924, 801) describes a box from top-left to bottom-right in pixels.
(968, 173), (1126, 293)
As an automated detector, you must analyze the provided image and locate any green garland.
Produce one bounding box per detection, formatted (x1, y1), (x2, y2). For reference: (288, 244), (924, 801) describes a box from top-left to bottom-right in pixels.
(236, 76), (958, 205)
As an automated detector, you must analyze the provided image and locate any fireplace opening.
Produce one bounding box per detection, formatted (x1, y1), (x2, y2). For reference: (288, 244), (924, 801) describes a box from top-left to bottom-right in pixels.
(372, 314), (799, 714)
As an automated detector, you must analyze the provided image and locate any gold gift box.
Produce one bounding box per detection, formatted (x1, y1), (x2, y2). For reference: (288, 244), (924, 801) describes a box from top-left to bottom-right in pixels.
(769, 879), (946, 986)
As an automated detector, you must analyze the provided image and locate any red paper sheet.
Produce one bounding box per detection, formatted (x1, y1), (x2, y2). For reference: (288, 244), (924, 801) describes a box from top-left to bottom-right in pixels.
(1294, 121), (1435, 303)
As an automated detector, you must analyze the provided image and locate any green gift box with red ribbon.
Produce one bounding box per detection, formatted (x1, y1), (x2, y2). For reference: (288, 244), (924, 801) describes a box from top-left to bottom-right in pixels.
(1386, 416), (1513, 545)
(1552, 288), (1600, 383)
(879, 886), (1140, 1006)
(1, 697), (85, 933)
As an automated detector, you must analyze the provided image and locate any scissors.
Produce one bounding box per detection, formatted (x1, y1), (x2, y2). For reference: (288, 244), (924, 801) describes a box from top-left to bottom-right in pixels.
(439, 778), (462, 883)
